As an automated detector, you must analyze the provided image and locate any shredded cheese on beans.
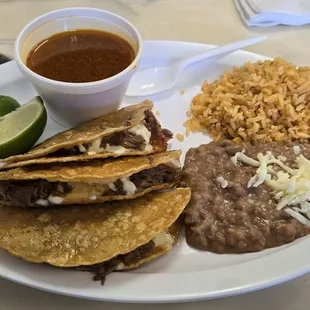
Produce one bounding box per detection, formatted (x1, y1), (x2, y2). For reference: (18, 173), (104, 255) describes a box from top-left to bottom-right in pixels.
(232, 147), (310, 226)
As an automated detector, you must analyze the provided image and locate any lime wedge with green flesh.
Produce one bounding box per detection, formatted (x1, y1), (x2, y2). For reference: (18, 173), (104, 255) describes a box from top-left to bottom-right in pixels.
(0, 96), (47, 159)
(0, 95), (21, 117)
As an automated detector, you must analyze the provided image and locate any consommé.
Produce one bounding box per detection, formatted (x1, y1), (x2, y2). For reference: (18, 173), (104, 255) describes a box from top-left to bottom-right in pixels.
(26, 29), (135, 83)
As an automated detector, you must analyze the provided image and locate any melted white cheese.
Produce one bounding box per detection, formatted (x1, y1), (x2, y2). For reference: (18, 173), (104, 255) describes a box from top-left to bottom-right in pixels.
(129, 124), (151, 144)
(108, 177), (137, 195)
(115, 262), (126, 270)
(144, 144), (153, 152)
(128, 123), (153, 152)
(108, 183), (117, 191)
(166, 159), (181, 169)
(75, 123), (153, 155)
(103, 144), (127, 155)
(86, 138), (101, 153)
(36, 199), (49, 207)
(121, 177), (137, 195)
(78, 144), (87, 152)
(48, 196), (64, 205)
(35, 197), (62, 206)
(0, 162), (6, 169)
(153, 230), (174, 248)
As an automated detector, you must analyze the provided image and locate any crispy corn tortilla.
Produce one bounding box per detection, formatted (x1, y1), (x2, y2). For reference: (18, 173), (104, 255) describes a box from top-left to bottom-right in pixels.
(0, 151), (180, 182)
(1, 101), (168, 169)
(0, 188), (191, 267)
(121, 217), (183, 270)
(0, 151), (181, 206)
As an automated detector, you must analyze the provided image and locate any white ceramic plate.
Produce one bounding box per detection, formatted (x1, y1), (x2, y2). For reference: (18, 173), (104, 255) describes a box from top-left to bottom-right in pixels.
(1, 40), (309, 303)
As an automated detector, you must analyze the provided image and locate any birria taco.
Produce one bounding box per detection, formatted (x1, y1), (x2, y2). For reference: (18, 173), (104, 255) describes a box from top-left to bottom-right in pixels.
(0, 188), (191, 284)
(0, 101), (172, 169)
(0, 151), (181, 207)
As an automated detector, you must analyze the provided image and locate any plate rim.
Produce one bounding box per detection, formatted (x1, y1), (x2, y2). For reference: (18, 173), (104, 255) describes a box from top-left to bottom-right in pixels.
(2, 40), (305, 303)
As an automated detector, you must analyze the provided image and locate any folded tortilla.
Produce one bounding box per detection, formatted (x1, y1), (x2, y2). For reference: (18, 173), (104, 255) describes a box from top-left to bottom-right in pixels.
(0, 151), (181, 207)
(0, 101), (172, 170)
(0, 188), (191, 284)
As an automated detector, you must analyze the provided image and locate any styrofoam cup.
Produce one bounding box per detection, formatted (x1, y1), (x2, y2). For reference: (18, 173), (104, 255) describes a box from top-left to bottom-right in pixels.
(14, 7), (143, 127)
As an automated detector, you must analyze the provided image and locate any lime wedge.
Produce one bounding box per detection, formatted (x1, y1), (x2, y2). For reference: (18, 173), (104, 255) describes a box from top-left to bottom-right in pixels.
(0, 95), (21, 117)
(0, 96), (47, 159)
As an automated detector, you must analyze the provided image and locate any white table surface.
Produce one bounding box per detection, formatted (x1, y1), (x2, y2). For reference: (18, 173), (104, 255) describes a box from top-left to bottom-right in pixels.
(1, 0), (310, 309)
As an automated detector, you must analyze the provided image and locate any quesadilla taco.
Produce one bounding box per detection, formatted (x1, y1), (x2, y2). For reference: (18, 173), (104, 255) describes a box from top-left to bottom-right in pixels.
(0, 101), (172, 169)
(78, 217), (184, 283)
(0, 188), (191, 284)
(0, 151), (181, 207)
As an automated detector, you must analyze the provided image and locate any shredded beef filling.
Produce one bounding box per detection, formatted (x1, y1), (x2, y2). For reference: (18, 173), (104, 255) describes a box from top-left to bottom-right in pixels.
(77, 240), (155, 285)
(0, 165), (178, 206)
(130, 164), (178, 189)
(53, 111), (172, 156)
(144, 110), (173, 147)
(100, 131), (146, 150)
(110, 164), (179, 195)
(0, 181), (71, 207)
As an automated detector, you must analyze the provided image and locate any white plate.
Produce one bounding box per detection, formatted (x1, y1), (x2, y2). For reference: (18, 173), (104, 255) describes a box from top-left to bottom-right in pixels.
(1, 40), (309, 303)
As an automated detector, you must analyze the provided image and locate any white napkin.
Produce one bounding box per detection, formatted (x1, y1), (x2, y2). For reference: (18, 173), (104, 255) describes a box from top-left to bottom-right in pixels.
(235, 0), (310, 27)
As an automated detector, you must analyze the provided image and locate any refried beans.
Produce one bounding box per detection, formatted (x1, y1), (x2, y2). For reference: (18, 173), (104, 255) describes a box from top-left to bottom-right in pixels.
(180, 140), (310, 254)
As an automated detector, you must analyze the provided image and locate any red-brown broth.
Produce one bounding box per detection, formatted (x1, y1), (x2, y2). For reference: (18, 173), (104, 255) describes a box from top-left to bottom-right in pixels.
(26, 29), (135, 83)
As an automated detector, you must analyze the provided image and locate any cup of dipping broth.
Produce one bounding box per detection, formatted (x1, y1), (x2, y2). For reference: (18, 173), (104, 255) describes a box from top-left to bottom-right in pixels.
(14, 7), (142, 127)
